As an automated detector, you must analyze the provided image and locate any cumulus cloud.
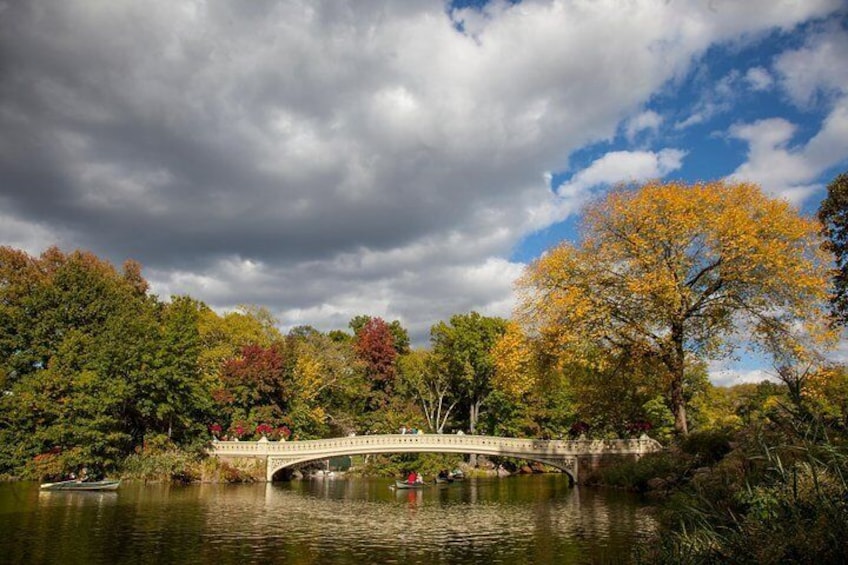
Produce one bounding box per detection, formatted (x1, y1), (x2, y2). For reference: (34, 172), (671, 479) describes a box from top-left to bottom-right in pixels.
(729, 24), (848, 205)
(709, 368), (777, 388)
(774, 22), (848, 107)
(624, 110), (663, 141)
(557, 149), (686, 200)
(0, 0), (842, 343)
(744, 66), (774, 91)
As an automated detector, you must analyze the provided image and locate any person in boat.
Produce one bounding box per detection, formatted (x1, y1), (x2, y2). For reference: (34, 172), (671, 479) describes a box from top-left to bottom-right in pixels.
(407, 471), (417, 485)
(415, 472), (424, 484)
(437, 469), (449, 481)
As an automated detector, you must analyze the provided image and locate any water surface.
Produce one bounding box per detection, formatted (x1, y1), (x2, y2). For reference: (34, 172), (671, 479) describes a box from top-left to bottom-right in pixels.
(0, 475), (655, 564)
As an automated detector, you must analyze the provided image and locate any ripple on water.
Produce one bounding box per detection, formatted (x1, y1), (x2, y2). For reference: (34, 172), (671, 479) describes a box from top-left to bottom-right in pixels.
(0, 476), (656, 564)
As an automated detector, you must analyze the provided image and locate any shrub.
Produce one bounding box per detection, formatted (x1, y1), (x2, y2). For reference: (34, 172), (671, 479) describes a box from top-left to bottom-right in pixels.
(595, 451), (690, 491)
(121, 445), (201, 483)
(640, 423), (848, 564)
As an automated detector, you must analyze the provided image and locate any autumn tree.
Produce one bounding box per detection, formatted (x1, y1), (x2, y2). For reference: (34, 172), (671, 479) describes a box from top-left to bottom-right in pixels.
(349, 315), (410, 355)
(353, 317), (398, 410)
(517, 181), (832, 435)
(197, 304), (282, 391)
(286, 329), (366, 437)
(215, 344), (290, 434)
(818, 170), (848, 325)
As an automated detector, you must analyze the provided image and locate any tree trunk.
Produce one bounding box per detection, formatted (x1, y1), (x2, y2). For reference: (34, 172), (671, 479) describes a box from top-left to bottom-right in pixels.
(669, 322), (688, 436)
(468, 400), (481, 467)
(669, 375), (688, 436)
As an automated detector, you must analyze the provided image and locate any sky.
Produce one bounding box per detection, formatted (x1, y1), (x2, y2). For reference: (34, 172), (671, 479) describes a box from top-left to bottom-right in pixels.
(1, 1), (847, 386)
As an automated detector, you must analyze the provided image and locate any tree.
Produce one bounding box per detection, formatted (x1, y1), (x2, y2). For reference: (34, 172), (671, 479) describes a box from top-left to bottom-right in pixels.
(0, 248), (165, 476)
(215, 344), (289, 428)
(818, 170), (848, 325)
(353, 317), (398, 409)
(286, 329), (365, 437)
(197, 304), (281, 392)
(349, 315), (410, 355)
(147, 296), (211, 443)
(397, 349), (458, 433)
(518, 181), (832, 435)
(431, 312), (507, 435)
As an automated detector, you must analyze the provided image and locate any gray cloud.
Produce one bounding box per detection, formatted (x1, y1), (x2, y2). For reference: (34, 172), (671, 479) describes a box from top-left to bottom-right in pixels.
(0, 0), (841, 343)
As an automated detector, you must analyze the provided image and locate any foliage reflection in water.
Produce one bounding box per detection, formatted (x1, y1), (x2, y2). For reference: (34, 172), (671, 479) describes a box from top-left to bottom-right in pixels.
(0, 475), (656, 564)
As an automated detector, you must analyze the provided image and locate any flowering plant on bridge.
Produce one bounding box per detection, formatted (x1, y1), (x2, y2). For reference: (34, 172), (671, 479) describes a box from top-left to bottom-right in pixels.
(569, 421), (590, 437)
(209, 424), (222, 438)
(230, 423), (247, 440)
(255, 423), (274, 438)
(626, 421), (652, 436)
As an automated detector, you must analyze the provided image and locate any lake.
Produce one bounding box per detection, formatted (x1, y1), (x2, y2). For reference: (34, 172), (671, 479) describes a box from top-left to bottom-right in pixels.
(0, 475), (656, 564)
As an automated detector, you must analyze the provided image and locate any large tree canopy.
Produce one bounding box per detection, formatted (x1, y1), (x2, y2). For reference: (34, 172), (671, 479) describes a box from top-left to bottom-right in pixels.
(517, 181), (832, 435)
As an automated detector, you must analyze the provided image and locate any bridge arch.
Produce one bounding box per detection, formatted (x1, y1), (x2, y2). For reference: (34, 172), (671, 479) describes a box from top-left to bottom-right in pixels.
(267, 449), (578, 483)
(210, 434), (662, 485)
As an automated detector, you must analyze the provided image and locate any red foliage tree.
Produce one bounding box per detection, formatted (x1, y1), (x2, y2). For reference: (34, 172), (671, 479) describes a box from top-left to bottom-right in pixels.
(218, 344), (289, 413)
(354, 317), (397, 403)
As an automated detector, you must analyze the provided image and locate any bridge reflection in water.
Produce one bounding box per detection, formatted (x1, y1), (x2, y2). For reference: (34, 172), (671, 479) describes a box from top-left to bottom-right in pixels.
(197, 477), (657, 562)
(210, 433), (662, 483)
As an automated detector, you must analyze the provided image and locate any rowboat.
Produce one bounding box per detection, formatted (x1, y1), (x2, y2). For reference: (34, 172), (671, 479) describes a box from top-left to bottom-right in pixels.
(40, 479), (121, 491)
(434, 476), (454, 484)
(392, 480), (427, 489)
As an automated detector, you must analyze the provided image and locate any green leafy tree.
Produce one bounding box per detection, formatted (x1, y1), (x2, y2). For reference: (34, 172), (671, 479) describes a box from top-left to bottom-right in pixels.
(149, 296), (211, 443)
(397, 349), (458, 433)
(431, 312), (508, 435)
(0, 248), (159, 476)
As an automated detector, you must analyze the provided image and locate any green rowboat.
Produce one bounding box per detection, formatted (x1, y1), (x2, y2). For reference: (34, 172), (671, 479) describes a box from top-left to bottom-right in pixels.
(40, 479), (121, 491)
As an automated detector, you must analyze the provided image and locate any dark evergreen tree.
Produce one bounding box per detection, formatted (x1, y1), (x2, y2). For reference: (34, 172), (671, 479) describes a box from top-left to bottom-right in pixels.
(818, 171), (848, 325)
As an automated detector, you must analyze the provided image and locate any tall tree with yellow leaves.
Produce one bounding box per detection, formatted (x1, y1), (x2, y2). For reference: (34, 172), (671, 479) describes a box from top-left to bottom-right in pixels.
(517, 181), (832, 435)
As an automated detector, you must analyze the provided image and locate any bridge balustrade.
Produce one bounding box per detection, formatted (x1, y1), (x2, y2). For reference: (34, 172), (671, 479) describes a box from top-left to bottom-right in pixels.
(209, 433), (662, 483)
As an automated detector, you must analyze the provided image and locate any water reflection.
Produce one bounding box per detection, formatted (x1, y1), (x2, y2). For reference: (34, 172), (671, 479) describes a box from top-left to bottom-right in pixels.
(0, 476), (655, 564)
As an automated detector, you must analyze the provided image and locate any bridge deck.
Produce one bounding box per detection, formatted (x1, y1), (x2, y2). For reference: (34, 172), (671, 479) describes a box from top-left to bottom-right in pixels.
(210, 434), (662, 482)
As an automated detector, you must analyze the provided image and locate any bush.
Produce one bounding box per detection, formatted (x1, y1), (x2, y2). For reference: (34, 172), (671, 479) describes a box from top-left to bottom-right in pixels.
(594, 451), (690, 491)
(120, 442), (202, 483)
(639, 423), (848, 564)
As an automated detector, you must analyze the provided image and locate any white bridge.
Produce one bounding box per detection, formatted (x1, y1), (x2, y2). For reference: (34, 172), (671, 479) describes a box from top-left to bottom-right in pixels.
(210, 434), (662, 483)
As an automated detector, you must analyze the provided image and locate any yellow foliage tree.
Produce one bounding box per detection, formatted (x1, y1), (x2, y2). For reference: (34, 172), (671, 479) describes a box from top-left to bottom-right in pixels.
(492, 321), (541, 399)
(517, 180), (833, 435)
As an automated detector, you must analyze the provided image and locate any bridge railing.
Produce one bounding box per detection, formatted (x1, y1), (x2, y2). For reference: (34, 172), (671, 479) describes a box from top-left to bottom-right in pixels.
(209, 433), (662, 457)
